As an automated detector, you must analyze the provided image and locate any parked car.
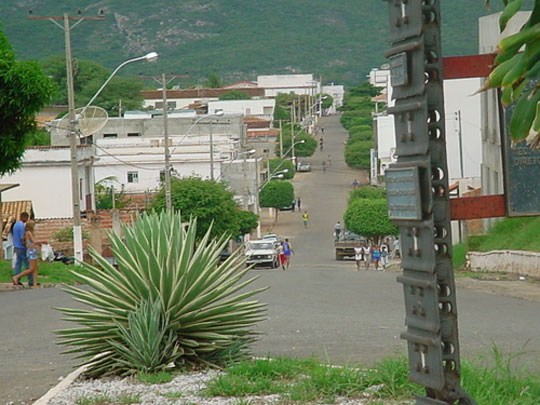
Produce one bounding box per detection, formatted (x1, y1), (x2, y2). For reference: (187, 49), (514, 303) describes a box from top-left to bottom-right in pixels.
(297, 162), (311, 172)
(262, 233), (282, 248)
(245, 240), (279, 268)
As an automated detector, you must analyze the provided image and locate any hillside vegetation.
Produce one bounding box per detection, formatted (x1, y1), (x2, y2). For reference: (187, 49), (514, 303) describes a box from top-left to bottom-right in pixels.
(0, 1), (520, 85)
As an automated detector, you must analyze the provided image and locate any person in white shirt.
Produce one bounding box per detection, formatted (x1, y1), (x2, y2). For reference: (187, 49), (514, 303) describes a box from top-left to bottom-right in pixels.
(354, 243), (364, 271)
(363, 243), (372, 270)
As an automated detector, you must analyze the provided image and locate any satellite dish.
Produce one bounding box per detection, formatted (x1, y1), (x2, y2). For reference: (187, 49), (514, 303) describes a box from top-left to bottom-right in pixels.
(56, 106), (108, 137)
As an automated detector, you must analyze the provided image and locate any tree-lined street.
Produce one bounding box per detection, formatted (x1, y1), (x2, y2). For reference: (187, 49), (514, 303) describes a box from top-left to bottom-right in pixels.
(1, 115), (539, 405)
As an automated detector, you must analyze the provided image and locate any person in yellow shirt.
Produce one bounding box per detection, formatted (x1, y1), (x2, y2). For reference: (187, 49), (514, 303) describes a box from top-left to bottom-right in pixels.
(302, 211), (309, 229)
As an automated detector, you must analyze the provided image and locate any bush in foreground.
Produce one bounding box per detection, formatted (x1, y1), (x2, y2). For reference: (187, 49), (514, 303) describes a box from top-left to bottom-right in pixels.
(57, 211), (266, 377)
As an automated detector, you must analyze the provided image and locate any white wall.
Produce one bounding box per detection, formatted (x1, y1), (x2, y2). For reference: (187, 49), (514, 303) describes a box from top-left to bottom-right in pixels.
(0, 148), (93, 218)
(257, 74), (319, 97)
(322, 84), (345, 113)
(207, 99), (275, 119)
(142, 97), (219, 110)
(443, 78), (483, 180)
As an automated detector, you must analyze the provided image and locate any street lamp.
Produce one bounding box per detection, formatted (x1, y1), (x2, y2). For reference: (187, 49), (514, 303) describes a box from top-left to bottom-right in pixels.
(69, 52), (158, 263)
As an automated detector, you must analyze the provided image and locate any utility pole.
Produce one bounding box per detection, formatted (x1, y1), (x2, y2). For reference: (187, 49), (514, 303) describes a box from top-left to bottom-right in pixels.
(29, 11), (105, 263)
(291, 99), (296, 163)
(161, 73), (173, 210)
(241, 124), (249, 210)
(254, 157), (261, 238)
(456, 110), (464, 179)
(383, 1), (474, 403)
(279, 119), (283, 158)
(209, 122), (215, 181)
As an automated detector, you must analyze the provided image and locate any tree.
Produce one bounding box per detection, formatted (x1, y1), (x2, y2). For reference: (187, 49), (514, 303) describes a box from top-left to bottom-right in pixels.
(278, 123), (317, 157)
(219, 90), (251, 100)
(482, 1), (539, 147)
(320, 93), (334, 110)
(95, 177), (128, 209)
(0, 25), (54, 175)
(150, 177), (257, 239)
(204, 73), (223, 88)
(40, 55), (144, 116)
(235, 210), (259, 235)
(268, 158), (295, 179)
(259, 180), (294, 223)
(344, 199), (398, 244)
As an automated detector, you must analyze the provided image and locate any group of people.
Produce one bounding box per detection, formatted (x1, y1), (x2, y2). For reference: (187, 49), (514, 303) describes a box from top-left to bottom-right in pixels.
(353, 242), (390, 272)
(277, 238), (294, 270)
(10, 212), (44, 288)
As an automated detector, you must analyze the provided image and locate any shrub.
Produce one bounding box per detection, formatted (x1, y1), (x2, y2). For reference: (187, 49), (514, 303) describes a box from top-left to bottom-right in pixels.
(349, 186), (387, 202)
(57, 211), (266, 377)
(347, 131), (372, 145)
(344, 198), (398, 242)
(344, 140), (372, 169)
(348, 124), (372, 135)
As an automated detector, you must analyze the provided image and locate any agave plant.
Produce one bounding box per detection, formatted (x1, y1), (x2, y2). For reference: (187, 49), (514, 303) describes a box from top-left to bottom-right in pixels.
(57, 211), (266, 377)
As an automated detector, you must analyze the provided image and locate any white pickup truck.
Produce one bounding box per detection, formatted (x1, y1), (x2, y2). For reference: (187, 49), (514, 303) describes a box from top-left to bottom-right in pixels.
(245, 240), (279, 268)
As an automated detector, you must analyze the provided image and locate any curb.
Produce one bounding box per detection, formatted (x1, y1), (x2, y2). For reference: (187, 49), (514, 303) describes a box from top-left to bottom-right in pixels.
(33, 364), (88, 405)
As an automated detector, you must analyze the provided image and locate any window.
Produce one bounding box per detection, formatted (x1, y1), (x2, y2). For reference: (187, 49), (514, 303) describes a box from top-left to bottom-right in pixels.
(160, 170), (165, 182)
(103, 133), (118, 138)
(263, 106), (273, 115)
(127, 132), (141, 137)
(127, 171), (139, 183)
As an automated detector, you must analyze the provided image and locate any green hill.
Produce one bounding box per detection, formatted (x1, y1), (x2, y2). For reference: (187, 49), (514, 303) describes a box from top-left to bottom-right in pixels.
(0, 1), (530, 86)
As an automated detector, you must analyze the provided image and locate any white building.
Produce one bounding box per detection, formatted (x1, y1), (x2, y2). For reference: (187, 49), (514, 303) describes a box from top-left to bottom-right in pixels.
(141, 88), (265, 110)
(322, 84), (345, 114)
(0, 146), (95, 218)
(257, 74), (320, 97)
(94, 133), (241, 193)
(368, 67), (390, 88)
(50, 114), (245, 147)
(207, 99), (276, 121)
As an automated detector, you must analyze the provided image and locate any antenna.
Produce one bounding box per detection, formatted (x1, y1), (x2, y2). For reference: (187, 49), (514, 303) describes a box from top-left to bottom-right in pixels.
(56, 106), (108, 137)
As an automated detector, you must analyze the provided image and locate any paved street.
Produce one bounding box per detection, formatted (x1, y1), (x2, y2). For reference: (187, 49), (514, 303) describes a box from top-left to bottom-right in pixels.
(0, 114), (539, 404)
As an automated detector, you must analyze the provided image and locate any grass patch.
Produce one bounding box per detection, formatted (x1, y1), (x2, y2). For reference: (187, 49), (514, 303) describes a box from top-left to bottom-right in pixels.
(75, 393), (140, 405)
(160, 391), (183, 399)
(204, 356), (421, 402)
(470, 217), (540, 252)
(204, 351), (540, 404)
(0, 259), (90, 285)
(137, 371), (174, 384)
(453, 242), (466, 269)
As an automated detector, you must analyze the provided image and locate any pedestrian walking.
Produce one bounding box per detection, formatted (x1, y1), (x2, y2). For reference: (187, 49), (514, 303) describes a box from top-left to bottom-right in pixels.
(12, 212), (33, 287)
(327, 155), (332, 166)
(277, 243), (287, 270)
(354, 243), (364, 271)
(381, 244), (389, 269)
(302, 211), (309, 229)
(322, 160), (327, 172)
(319, 137), (324, 151)
(334, 221), (342, 242)
(281, 238), (295, 270)
(352, 179), (359, 189)
(372, 245), (382, 271)
(364, 243), (372, 270)
(296, 197), (301, 211)
(12, 220), (43, 288)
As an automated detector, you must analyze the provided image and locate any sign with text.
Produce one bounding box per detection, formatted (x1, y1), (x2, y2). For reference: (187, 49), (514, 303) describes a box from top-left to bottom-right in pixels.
(502, 134), (540, 216)
(386, 166), (422, 221)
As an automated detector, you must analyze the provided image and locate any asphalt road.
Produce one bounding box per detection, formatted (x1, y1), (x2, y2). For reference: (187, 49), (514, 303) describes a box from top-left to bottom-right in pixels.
(1, 115), (538, 404)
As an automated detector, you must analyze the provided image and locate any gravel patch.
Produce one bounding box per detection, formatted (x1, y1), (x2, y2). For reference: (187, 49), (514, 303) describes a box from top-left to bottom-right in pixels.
(49, 370), (282, 405)
(47, 370), (414, 404)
